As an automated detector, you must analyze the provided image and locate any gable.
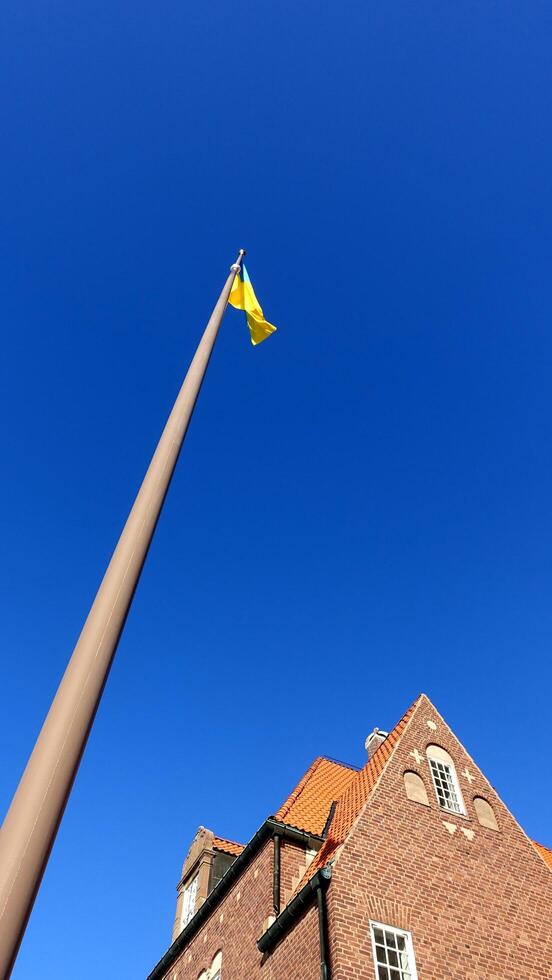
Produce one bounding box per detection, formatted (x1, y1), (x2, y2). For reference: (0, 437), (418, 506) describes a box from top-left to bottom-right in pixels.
(290, 697), (420, 892)
(327, 693), (552, 978)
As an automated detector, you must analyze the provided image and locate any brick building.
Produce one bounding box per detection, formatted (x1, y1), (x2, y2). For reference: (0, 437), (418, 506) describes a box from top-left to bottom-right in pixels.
(147, 693), (552, 980)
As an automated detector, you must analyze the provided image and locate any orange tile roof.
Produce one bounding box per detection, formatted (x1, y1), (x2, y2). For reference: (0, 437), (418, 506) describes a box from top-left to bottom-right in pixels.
(212, 836), (244, 857)
(533, 840), (552, 870)
(217, 693), (551, 904)
(275, 757), (359, 836)
(290, 697), (420, 892)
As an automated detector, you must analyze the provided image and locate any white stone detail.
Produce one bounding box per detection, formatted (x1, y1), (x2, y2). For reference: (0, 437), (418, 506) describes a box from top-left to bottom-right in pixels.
(426, 719), (438, 730)
(463, 768), (474, 784)
(443, 821), (457, 835)
(461, 827), (475, 841)
(409, 749), (424, 765)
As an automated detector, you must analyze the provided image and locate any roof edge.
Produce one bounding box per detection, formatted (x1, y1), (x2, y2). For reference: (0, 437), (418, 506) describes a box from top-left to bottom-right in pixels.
(146, 819), (324, 980)
(275, 756), (327, 822)
(257, 866), (331, 954)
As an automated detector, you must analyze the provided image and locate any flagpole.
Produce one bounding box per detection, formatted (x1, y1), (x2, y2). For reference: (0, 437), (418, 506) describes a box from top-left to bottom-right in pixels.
(0, 248), (246, 980)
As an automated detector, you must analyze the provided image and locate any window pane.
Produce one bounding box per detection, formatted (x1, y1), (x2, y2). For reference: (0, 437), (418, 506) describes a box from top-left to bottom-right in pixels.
(372, 922), (415, 980)
(430, 759), (463, 814)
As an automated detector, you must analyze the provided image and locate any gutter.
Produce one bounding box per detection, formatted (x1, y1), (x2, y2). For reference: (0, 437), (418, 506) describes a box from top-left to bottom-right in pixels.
(257, 865), (332, 979)
(147, 818), (323, 980)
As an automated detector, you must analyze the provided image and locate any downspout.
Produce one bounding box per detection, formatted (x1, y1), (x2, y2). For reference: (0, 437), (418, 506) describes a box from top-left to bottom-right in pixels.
(272, 833), (281, 915)
(258, 865), (332, 980)
(315, 876), (331, 980)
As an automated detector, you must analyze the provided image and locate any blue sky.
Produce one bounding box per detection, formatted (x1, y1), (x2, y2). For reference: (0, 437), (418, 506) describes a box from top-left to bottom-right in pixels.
(1, 1), (552, 977)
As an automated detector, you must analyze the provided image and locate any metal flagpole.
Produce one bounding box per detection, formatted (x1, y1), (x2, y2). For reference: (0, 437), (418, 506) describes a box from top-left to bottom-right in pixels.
(0, 249), (246, 980)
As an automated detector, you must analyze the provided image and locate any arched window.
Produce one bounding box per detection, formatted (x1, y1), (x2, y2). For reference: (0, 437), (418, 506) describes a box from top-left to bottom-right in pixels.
(474, 796), (499, 831)
(426, 745), (466, 816)
(403, 771), (429, 806)
(210, 950), (222, 980)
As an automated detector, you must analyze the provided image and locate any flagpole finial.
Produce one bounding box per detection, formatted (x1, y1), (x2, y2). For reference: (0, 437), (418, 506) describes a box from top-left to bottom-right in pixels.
(230, 249), (246, 273)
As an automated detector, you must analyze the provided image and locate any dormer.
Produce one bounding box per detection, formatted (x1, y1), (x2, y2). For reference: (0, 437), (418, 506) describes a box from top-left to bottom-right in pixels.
(172, 827), (242, 941)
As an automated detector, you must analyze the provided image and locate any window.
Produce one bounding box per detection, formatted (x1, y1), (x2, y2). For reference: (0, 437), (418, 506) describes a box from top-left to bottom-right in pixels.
(210, 950), (222, 980)
(474, 796), (499, 831)
(370, 922), (418, 980)
(403, 771), (429, 806)
(426, 745), (465, 816)
(181, 874), (198, 928)
(197, 951), (222, 980)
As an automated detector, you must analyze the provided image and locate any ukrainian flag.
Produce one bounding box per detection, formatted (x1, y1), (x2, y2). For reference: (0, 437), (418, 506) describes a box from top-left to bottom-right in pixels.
(229, 265), (277, 346)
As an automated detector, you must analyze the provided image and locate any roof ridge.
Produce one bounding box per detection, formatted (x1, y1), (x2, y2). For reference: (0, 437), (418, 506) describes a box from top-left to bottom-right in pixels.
(332, 696), (420, 833)
(289, 696), (422, 897)
(319, 755), (360, 772)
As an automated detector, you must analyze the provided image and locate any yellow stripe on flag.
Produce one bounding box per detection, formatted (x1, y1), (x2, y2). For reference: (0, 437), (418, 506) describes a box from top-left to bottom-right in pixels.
(229, 266), (277, 346)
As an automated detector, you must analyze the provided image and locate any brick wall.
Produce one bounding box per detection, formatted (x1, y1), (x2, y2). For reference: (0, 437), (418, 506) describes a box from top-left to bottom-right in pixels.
(152, 693), (552, 980)
(158, 837), (321, 980)
(327, 694), (552, 980)
(260, 903), (320, 980)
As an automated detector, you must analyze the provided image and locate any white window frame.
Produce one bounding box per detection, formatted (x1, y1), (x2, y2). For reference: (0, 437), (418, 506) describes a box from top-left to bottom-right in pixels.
(180, 873), (199, 929)
(426, 746), (466, 817)
(369, 921), (418, 980)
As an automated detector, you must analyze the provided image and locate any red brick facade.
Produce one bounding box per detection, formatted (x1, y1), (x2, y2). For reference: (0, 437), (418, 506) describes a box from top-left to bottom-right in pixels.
(151, 837), (322, 980)
(148, 695), (552, 980)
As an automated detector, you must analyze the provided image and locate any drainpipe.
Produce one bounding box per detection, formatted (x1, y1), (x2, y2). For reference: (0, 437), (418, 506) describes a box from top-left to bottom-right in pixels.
(272, 833), (281, 916)
(258, 865), (332, 980)
(316, 876), (330, 980)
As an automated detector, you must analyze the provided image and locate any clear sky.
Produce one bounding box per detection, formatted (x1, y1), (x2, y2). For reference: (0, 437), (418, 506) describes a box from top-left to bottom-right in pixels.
(1, 1), (552, 977)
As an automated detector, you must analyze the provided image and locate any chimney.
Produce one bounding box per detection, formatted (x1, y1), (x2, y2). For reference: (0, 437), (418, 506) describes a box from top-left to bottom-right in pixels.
(365, 728), (388, 760)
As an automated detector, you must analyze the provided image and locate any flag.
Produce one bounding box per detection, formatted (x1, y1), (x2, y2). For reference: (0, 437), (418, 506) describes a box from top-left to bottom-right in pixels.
(229, 265), (277, 346)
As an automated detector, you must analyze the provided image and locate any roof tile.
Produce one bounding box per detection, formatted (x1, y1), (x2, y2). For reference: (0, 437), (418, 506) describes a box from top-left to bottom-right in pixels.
(533, 840), (552, 870)
(290, 697), (419, 892)
(275, 757), (358, 836)
(212, 836), (244, 857)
